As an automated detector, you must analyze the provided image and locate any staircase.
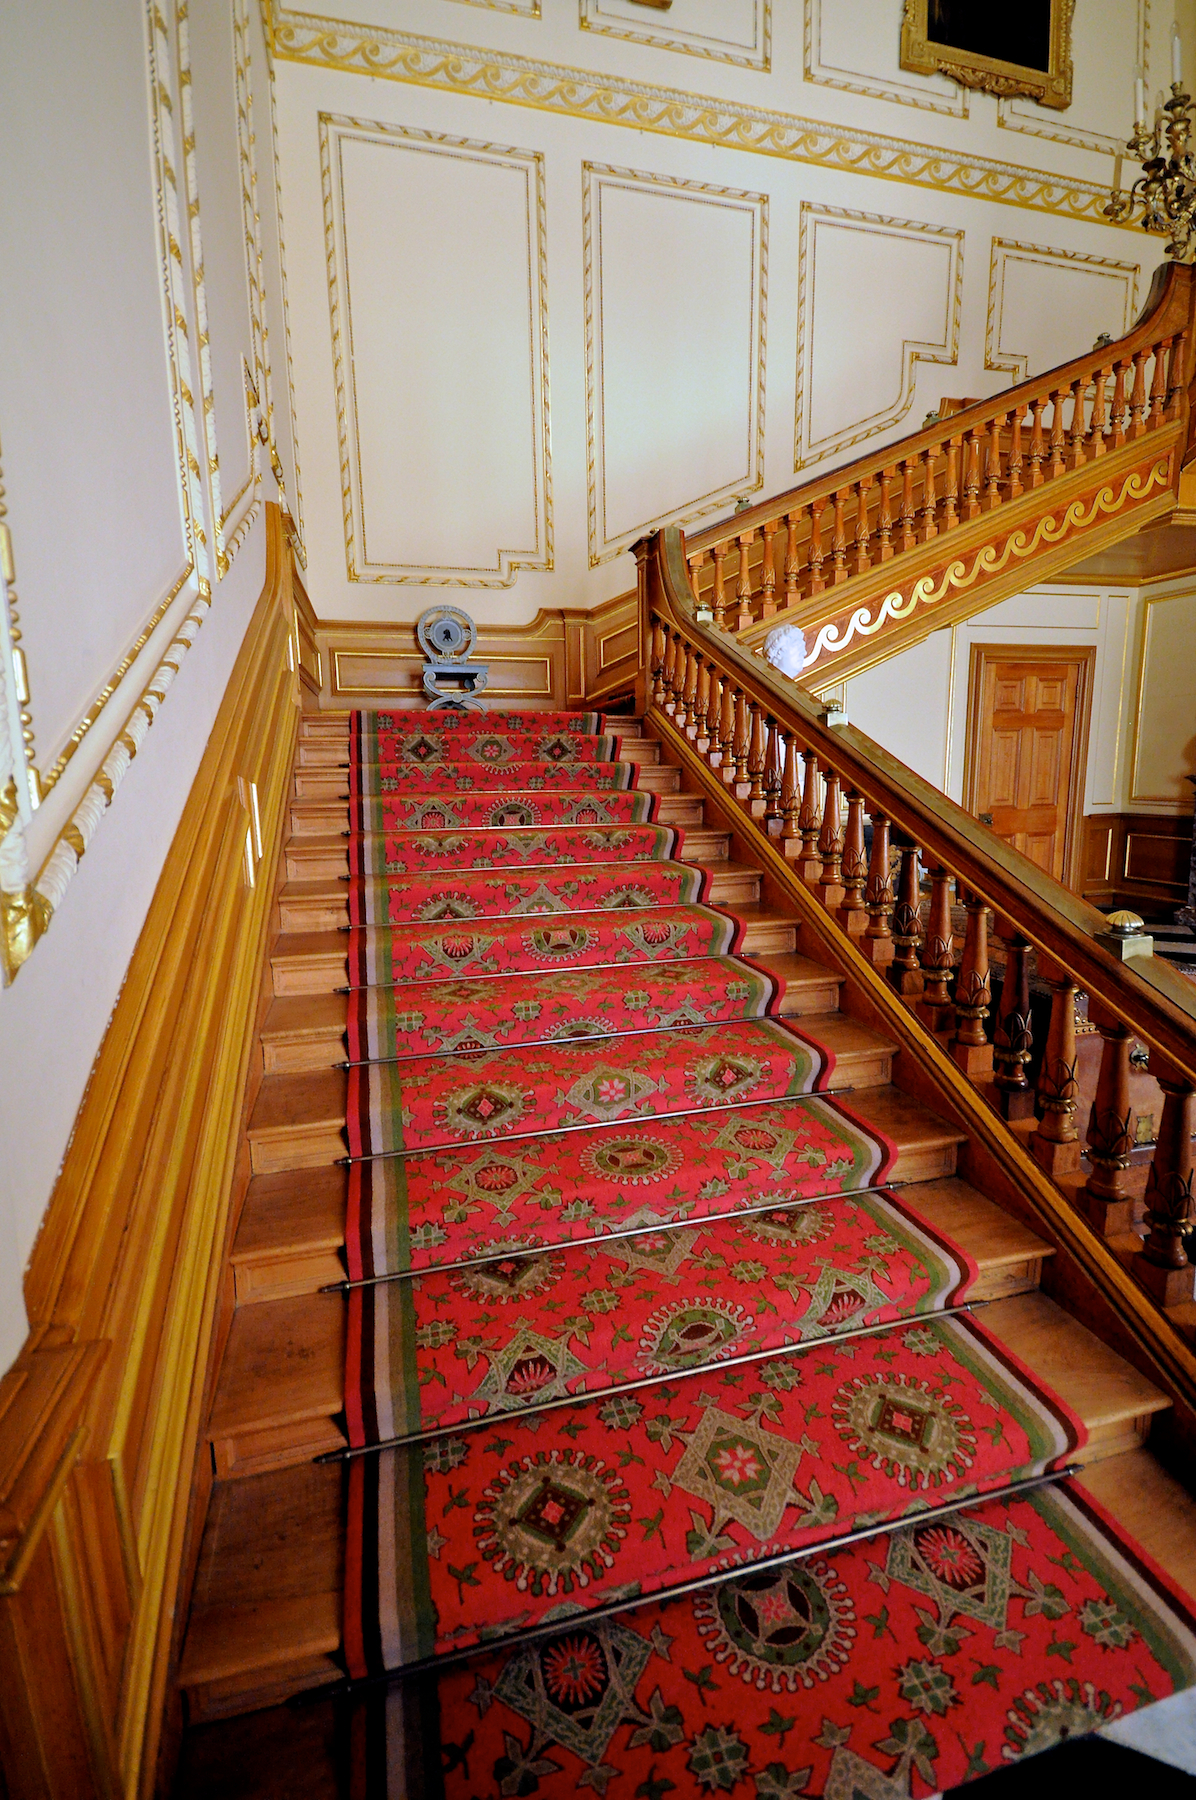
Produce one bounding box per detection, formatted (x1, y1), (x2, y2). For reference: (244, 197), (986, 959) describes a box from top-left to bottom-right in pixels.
(173, 706), (1196, 1795)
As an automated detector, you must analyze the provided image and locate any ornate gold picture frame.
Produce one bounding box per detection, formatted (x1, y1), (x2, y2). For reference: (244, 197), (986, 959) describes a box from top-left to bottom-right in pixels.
(900, 0), (1073, 110)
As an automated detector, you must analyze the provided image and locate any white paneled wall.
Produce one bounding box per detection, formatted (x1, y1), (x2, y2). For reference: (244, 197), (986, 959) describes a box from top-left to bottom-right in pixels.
(267, 0), (1181, 624)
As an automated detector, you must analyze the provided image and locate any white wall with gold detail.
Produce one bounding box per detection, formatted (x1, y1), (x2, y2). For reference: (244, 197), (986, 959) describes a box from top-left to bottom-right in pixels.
(0, 0), (292, 1371)
(264, 0), (1182, 625)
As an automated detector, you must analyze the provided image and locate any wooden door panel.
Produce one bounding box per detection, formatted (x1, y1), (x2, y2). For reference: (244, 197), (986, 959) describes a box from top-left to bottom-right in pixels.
(1028, 728), (1064, 807)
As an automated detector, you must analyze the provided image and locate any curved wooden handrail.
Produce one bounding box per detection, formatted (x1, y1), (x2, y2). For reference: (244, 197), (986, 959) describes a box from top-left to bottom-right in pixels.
(641, 523), (1196, 1085)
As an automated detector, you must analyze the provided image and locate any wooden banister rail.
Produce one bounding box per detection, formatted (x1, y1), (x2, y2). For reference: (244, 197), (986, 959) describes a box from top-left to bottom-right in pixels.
(683, 262), (1196, 682)
(639, 521), (1196, 1320)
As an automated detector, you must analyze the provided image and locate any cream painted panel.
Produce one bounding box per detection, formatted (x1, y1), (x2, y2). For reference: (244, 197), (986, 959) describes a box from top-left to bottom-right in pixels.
(325, 118), (549, 584)
(580, 0), (769, 70)
(804, 0), (966, 115)
(586, 164), (766, 564)
(843, 630), (954, 790)
(797, 206), (961, 468)
(986, 241), (1139, 380)
(999, 0), (1146, 154)
(0, 0), (191, 756)
(1132, 592), (1196, 806)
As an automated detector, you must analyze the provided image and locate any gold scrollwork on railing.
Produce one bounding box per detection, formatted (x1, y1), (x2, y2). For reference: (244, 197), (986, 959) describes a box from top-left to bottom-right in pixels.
(802, 459), (1172, 671)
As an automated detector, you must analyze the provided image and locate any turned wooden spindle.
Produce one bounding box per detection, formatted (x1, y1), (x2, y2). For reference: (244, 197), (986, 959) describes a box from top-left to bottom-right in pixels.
(1066, 378), (1087, 469)
(650, 620), (667, 705)
(918, 867), (956, 1032)
(1048, 389), (1067, 477)
(732, 689), (752, 788)
(1167, 330), (1188, 418)
(876, 468), (894, 560)
(763, 719), (784, 830)
(1028, 965), (1081, 1177)
(951, 889), (992, 1077)
(746, 704), (767, 807)
(919, 447), (938, 541)
(853, 476), (873, 574)
(1133, 1075), (1196, 1306)
(831, 490), (849, 583)
(984, 415), (1004, 507)
(889, 845), (925, 997)
(797, 749), (823, 881)
(1088, 366), (1109, 456)
(942, 439), (960, 531)
(734, 533), (755, 630)
(759, 520), (778, 617)
(783, 512), (800, 607)
(899, 460), (917, 551)
(692, 657), (711, 747)
(718, 679), (737, 774)
(1128, 349), (1149, 438)
(1082, 1016), (1137, 1236)
(1026, 397), (1045, 486)
(1148, 338), (1169, 424)
(688, 551), (705, 606)
(662, 632), (679, 713)
(1109, 362), (1128, 447)
(680, 643), (699, 732)
(862, 812), (895, 966)
(703, 669), (722, 758)
(835, 790), (868, 933)
(710, 544), (728, 627)
(817, 767), (845, 908)
(1006, 408), (1023, 500)
(670, 639), (688, 727)
(991, 932), (1035, 1118)
(962, 429), (982, 519)
(780, 733), (801, 844)
(807, 497), (827, 594)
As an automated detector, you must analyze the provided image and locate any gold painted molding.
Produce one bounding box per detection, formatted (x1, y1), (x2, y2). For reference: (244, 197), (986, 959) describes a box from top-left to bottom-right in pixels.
(985, 237), (1140, 380)
(0, 506), (300, 1800)
(803, 0), (967, 118)
(580, 0), (770, 72)
(266, 5), (1140, 228)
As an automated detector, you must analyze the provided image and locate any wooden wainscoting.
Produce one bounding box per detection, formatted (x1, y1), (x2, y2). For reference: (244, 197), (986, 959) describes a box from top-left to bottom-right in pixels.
(0, 507), (302, 1800)
(1081, 811), (1193, 910)
(314, 588), (640, 712)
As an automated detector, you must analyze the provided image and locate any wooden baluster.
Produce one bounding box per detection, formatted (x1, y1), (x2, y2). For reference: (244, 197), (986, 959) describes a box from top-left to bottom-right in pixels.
(711, 544), (727, 628)
(797, 750), (823, 882)
(889, 844), (924, 997)
(692, 656), (711, 748)
(1066, 378), (1087, 469)
(831, 490), (849, 583)
(1167, 330), (1188, 419)
(662, 632), (679, 714)
(899, 459), (917, 551)
(746, 704), (767, 810)
(1028, 962), (1081, 1178)
(688, 551), (705, 606)
(1027, 397), (1046, 487)
(702, 668), (721, 761)
(1088, 366), (1109, 457)
(984, 415), (1004, 507)
(1128, 349), (1149, 438)
(1148, 337), (1169, 425)
(853, 476), (873, 575)
(650, 620), (667, 706)
(734, 532), (755, 630)
(783, 511), (801, 608)
(733, 689), (752, 788)
(835, 790), (868, 933)
(1006, 407), (1023, 500)
(1109, 361), (1128, 448)
(1133, 1073), (1196, 1306)
(780, 733), (801, 847)
(807, 497), (827, 595)
(673, 640), (692, 729)
(718, 679), (737, 776)
(862, 811), (894, 966)
(918, 867), (956, 1033)
(759, 520), (778, 618)
(764, 719), (784, 831)
(1048, 389), (1067, 477)
(877, 468), (895, 560)
(991, 932), (1035, 1118)
(942, 438), (959, 531)
(919, 446), (938, 541)
(817, 767), (845, 908)
(951, 889), (992, 1078)
(1082, 1013), (1137, 1236)
(961, 429), (982, 519)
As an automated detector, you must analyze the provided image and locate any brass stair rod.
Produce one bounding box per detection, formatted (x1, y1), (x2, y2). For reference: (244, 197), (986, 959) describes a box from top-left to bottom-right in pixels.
(336, 1008), (794, 1069)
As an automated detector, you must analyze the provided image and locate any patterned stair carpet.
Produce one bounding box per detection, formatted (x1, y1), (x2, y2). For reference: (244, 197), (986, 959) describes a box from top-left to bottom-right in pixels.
(337, 708), (1196, 1797)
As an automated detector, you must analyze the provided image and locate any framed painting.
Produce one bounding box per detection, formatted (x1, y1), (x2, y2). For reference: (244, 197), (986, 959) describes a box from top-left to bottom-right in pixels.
(900, 0), (1073, 110)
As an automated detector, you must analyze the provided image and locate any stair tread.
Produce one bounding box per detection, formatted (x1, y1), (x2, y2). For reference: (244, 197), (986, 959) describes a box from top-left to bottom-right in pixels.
(792, 1010), (896, 1058)
(982, 1290), (1170, 1432)
(208, 1294), (345, 1436)
(272, 929), (346, 962)
(178, 1592), (341, 1687)
(192, 1463), (343, 1611)
(1077, 1448), (1196, 1606)
(234, 1169), (346, 1264)
(262, 993), (347, 1041)
(752, 950), (840, 990)
(900, 1176), (1052, 1271)
(839, 1084), (967, 1147)
(250, 1069), (347, 1137)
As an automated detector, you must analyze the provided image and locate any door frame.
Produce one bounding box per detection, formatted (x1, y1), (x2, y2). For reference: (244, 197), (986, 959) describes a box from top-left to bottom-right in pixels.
(962, 642), (1097, 892)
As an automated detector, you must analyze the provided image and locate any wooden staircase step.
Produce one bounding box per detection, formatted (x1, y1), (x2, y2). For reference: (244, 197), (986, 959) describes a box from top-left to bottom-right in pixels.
(735, 906), (800, 957)
(292, 744), (667, 799)
(900, 1177), (1052, 1302)
(271, 932), (347, 998)
(1078, 1448), (1196, 1607)
(286, 839), (352, 883)
(797, 1012), (897, 1088)
(262, 994), (347, 1073)
(249, 1069), (347, 1174)
(678, 830), (730, 862)
(208, 1294), (346, 1477)
(700, 862), (760, 905)
(279, 879), (349, 934)
(178, 1596), (342, 1721)
(754, 949), (840, 1013)
(842, 1086), (967, 1182)
(232, 1168), (346, 1304)
(285, 833), (736, 884)
(982, 1290), (1170, 1464)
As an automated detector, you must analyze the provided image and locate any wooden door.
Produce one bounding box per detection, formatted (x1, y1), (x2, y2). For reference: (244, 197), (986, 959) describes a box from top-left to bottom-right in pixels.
(965, 646), (1094, 887)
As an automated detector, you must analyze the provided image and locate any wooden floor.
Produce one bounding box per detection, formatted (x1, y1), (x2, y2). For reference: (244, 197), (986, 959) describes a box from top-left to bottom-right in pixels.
(169, 708), (1196, 1793)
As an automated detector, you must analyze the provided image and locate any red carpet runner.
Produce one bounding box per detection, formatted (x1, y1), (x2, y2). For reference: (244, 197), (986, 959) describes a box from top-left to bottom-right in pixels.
(338, 707), (1196, 1797)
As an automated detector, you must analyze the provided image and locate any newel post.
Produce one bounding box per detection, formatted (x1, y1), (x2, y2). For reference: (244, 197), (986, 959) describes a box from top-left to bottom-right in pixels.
(1133, 1070), (1196, 1307)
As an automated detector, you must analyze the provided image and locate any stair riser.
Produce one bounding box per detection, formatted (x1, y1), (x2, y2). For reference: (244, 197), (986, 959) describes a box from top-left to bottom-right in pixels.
(211, 1415), (345, 1482)
(275, 875), (762, 932)
(289, 794), (702, 838)
(278, 894), (348, 933)
(262, 1032), (345, 1075)
(283, 840), (738, 884)
(183, 1657), (342, 1725)
(233, 1250), (345, 1306)
(271, 955), (346, 998)
(249, 1127), (345, 1176)
(293, 753), (666, 799)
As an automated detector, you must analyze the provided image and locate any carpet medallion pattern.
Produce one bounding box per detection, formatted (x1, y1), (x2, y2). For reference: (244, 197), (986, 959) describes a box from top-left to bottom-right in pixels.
(337, 707), (1196, 1796)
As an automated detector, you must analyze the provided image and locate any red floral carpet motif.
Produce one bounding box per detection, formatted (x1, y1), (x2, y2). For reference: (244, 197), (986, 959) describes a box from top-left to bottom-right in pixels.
(353, 790), (656, 833)
(350, 957), (778, 1061)
(346, 1183), (975, 1445)
(348, 904), (740, 986)
(402, 1482), (1196, 1799)
(346, 1097), (891, 1283)
(354, 711), (606, 759)
(345, 1313), (1080, 1673)
(346, 860), (706, 927)
(349, 824), (682, 875)
(346, 1017), (827, 1158)
(353, 760), (639, 796)
(360, 731), (624, 768)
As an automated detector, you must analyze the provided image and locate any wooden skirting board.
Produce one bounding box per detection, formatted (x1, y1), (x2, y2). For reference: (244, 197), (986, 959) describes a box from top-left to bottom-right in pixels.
(0, 507), (303, 1800)
(1081, 811), (1193, 911)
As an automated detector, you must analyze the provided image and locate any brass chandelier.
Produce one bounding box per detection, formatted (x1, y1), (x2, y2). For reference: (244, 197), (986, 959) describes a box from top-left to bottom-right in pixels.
(1106, 31), (1196, 263)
